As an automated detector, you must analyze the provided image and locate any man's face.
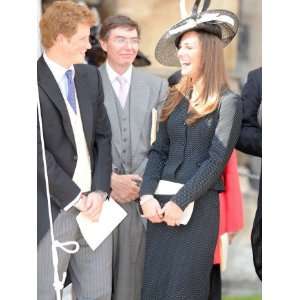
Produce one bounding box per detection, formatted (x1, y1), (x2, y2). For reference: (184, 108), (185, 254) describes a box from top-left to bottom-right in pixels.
(100, 26), (139, 70)
(59, 23), (91, 65)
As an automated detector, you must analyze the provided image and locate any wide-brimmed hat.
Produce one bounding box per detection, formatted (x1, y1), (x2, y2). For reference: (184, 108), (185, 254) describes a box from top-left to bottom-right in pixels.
(155, 0), (239, 67)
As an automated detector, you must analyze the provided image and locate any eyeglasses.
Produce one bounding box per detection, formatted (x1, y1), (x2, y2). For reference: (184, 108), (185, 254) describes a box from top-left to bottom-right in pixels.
(113, 37), (140, 47)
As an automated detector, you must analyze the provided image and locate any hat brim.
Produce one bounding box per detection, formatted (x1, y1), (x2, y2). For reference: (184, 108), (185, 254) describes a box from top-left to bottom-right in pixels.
(155, 9), (239, 67)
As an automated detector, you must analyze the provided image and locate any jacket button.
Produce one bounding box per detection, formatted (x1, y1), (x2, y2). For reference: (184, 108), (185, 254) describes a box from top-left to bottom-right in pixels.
(74, 155), (78, 161)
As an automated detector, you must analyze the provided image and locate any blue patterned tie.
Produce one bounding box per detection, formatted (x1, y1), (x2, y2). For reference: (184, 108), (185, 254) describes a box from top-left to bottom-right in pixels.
(65, 70), (77, 114)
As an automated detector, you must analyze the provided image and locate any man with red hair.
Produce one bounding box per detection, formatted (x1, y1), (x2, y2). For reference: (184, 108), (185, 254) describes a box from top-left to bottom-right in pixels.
(37, 2), (112, 299)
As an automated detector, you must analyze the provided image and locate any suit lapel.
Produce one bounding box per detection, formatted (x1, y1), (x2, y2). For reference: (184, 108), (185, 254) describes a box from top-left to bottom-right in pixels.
(99, 65), (122, 157)
(37, 56), (76, 149)
(74, 65), (93, 150)
(130, 68), (149, 157)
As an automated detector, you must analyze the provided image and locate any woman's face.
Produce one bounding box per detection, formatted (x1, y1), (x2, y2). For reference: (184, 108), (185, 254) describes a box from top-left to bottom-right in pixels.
(176, 31), (202, 81)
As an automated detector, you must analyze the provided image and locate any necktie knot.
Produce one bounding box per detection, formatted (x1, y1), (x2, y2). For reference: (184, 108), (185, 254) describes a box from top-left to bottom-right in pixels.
(65, 70), (77, 114)
(116, 76), (126, 86)
(65, 69), (73, 81)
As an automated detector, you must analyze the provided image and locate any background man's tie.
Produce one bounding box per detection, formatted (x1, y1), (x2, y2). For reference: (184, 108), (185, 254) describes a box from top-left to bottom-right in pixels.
(116, 76), (127, 108)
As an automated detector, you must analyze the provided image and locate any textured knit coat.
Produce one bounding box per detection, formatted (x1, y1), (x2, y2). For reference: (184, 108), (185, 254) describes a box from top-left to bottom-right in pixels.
(140, 90), (242, 300)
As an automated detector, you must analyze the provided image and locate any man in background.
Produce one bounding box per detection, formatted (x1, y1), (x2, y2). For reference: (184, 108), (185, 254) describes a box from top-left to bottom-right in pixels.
(236, 67), (262, 280)
(98, 15), (168, 300)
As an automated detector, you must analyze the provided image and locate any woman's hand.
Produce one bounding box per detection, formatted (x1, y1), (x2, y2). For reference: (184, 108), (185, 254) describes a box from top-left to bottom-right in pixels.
(162, 201), (183, 226)
(141, 197), (164, 223)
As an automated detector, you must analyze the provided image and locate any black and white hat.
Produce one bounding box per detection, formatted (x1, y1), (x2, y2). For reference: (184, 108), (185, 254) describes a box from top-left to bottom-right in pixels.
(155, 0), (239, 67)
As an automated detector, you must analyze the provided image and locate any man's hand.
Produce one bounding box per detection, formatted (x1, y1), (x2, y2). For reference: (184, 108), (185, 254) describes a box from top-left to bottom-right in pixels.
(162, 201), (183, 227)
(76, 192), (105, 222)
(111, 172), (142, 203)
(141, 197), (164, 223)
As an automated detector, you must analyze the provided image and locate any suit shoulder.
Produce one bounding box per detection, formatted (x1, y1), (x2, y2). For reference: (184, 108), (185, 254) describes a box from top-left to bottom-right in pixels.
(37, 56), (44, 68)
(248, 67), (262, 78)
(247, 68), (262, 87)
(245, 68), (262, 99)
(75, 63), (99, 76)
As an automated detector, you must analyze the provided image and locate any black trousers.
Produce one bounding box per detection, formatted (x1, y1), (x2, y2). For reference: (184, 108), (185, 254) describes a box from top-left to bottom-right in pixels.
(251, 179), (262, 281)
(208, 264), (221, 300)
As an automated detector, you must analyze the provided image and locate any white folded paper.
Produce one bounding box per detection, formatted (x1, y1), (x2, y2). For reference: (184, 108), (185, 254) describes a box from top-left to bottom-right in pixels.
(150, 108), (158, 145)
(155, 180), (194, 225)
(76, 197), (127, 251)
(220, 233), (229, 272)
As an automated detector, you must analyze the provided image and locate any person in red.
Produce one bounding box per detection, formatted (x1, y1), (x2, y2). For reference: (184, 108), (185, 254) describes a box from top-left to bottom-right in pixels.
(209, 150), (244, 300)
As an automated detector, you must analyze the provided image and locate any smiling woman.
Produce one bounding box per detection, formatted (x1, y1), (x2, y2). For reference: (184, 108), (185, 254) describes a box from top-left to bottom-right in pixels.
(161, 30), (228, 126)
(139, 1), (242, 300)
(177, 31), (203, 78)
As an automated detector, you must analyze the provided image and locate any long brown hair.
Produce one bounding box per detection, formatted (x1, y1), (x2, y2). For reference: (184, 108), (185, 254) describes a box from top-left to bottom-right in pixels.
(161, 31), (229, 125)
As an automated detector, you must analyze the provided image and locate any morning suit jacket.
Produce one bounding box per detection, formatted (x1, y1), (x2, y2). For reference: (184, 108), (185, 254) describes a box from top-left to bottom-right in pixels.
(236, 67), (262, 280)
(99, 64), (168, 176)
(37, 56), (112, 244)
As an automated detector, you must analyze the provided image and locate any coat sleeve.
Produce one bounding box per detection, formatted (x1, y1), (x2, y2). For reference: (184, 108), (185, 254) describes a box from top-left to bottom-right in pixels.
(172, 93), (242, 210)
(91, 68), (112, 193)
(236, 69), (262, 157)
(155, 79), (169, 121)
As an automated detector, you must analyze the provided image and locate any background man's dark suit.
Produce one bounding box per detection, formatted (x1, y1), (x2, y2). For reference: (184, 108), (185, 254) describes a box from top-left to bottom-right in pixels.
(236, 67), (262, 280)
(236, 68), (262, 156)
(37, 56), (112, 244)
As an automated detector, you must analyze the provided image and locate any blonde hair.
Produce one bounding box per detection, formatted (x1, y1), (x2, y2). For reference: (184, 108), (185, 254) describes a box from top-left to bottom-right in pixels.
(161, 31), (229, 125)
(40, 1), (95, 49)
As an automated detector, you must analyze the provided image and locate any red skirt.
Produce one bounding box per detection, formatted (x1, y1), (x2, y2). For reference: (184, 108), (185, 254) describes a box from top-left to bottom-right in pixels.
(214, 150), (244, 264)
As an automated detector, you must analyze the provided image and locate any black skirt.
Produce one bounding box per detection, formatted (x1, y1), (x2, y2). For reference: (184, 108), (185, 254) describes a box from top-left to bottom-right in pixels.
(141, 191), (220, 300)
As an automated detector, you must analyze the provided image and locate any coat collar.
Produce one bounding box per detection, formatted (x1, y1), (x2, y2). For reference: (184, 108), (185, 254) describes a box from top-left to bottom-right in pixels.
(129, 68), (149, 157)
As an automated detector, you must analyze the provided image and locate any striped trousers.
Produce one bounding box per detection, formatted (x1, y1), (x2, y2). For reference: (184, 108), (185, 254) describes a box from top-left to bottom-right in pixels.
(38, 208), (112, 300)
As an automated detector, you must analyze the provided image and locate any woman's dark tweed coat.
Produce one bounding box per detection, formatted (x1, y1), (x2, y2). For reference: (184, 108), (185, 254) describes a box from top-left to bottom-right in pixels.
(140, 90), (242, 300)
